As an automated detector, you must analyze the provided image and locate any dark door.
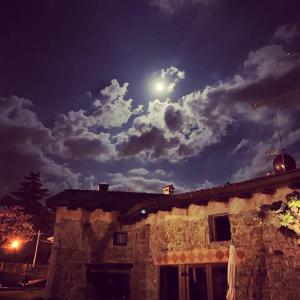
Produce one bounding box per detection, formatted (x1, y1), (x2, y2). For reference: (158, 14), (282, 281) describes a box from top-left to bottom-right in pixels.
(92, 272), (130, 300)
(86, 264), (131, 300)
(189, 267), (208, 300)
(211, 265), (227, 300)
(160, 266), (179, 300)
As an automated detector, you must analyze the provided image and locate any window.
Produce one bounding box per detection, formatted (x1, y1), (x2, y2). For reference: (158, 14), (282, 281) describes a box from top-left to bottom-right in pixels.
(209, 214), (231, 242)
(113, 232), (128, 246)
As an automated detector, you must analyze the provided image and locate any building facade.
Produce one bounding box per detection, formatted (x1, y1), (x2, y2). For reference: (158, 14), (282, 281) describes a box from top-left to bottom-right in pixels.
(46, 170), (300, 300)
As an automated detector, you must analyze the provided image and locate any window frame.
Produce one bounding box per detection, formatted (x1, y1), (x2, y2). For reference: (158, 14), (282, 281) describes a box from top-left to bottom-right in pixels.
(208, 214), (231, 242)
(113, 232), (128, 246)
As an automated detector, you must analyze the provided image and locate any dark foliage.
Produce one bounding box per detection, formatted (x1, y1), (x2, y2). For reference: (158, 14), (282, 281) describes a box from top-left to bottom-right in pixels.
(1, 172), (54, 234)
(286, 191), (300, 201)
(258, 200), (285, 219)
(11, 172), (48, 214)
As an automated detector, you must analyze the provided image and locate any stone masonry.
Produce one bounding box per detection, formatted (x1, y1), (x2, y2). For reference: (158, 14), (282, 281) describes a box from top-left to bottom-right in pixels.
(46, 186), (300, 300)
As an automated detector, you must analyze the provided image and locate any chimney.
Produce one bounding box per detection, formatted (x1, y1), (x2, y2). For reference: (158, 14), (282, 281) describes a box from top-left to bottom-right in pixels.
(163, 184), (175, 195)
(98, 183), (109, 192)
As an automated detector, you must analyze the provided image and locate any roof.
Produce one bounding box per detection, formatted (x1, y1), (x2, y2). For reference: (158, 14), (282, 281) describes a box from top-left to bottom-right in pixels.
(46, 189), (168, 212)
(46, 169), (300, 224)
(119, 168), (300, 224)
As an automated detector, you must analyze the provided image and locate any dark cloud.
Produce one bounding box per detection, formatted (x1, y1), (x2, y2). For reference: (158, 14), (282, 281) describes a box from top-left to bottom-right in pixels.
(113, 34), (300, 164)
(49, 79), (143, 162)
(272, 22), (300, 47)
(1, 22), (300, 195)
(63, 137), (111, 160)
(117, 126), (179, 160)
(164, 105), (183, 131)
(0, 96), (81, 196)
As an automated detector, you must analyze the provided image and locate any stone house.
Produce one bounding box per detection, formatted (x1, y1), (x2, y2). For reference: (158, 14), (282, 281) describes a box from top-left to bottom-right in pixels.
(45, 169), (300, 300)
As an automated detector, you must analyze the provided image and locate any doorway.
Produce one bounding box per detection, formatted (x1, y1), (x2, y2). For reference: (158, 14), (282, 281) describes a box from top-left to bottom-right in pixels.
(160, 264), (227, 300)
(86, 263), (132, 300)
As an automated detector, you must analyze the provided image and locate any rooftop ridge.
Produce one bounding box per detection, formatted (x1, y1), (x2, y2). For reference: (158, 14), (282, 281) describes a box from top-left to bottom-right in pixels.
(64, 188), (164, 195)
(174, 168), (300, 198)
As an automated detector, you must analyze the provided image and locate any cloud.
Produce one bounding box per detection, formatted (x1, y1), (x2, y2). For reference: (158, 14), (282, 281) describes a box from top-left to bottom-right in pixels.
(49, 110), (115, 161)
(149, 0), (223, 14)
(231, 139), (274, 182)
(49, 79), (141, 161)
(107, 168), (214, 193)
(196, 179), (214, 189)
(62, 136), (112, 160)
(108, 171), (188, 193)
(0, 96), (81, 196)
(114, 35), (300, 163)
(92, 79), (136, 129)
(45, 24), (300, 169)
(128, 168), (150, 176)
(154, 169), (167, 176)
(272, 22), (300, 45)
(83, 175), (98, 190)
(244, 44), (300, 80)
(2, 23), (300, 196)
(232, 139), (250, 155)
(161, 66), (185, 93)
(232, 114), (300, 181)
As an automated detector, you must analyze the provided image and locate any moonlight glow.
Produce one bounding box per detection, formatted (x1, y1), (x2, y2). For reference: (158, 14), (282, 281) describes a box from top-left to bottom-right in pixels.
(155, 81), (166, 92)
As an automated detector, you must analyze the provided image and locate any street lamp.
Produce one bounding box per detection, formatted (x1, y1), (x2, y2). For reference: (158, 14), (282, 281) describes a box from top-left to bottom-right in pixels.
(9, 239), (21, 251)
(7, 238), (23, 263)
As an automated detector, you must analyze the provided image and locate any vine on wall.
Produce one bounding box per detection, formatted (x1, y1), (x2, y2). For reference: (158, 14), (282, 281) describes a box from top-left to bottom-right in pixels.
(278, 191), (300, 235)
(259, 191), (300, 240)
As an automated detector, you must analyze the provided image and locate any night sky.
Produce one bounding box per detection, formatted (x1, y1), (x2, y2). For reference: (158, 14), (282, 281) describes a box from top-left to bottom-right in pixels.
(1, 0), (300, 196)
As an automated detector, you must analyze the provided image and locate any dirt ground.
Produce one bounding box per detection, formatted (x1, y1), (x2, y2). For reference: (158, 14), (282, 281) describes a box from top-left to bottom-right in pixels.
(0, 289), (45, 300)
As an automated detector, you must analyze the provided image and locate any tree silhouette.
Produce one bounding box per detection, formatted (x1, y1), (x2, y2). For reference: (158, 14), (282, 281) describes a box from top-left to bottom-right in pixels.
(1, 172), (54, 233)
(10, 172), (48, 215)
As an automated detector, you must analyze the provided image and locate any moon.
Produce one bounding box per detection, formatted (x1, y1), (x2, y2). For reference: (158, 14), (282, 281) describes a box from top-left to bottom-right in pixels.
(155, 81), (166, 92)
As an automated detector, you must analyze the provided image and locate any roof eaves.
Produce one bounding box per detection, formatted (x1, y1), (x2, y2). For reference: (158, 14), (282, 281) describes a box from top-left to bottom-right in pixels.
(119, 169), (300, 224)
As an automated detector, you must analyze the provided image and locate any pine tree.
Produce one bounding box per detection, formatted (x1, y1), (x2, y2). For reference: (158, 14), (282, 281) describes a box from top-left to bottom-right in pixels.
(10, 172), (48, 215)
(1, 172), (54, 233)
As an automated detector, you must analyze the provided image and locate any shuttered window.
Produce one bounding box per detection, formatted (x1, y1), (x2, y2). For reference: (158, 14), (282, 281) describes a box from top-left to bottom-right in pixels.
(113, 232), (128, 246)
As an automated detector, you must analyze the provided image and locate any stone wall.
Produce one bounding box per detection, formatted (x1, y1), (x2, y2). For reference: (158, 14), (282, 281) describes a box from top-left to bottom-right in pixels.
(131, 225), (158, 300)
(262, 212), (300, 300)
(230, 210), (269, 300)
(46, 208), (159, 300)
(46, 186), (300, 300)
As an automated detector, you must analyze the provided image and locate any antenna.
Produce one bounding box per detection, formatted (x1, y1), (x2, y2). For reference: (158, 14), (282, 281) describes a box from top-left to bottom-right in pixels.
(250, 88), (300, 109)
(251, 88), (299, 174)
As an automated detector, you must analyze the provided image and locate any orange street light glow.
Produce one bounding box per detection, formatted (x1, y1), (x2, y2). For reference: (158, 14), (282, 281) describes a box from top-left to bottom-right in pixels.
(9, 239), (22, 250)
